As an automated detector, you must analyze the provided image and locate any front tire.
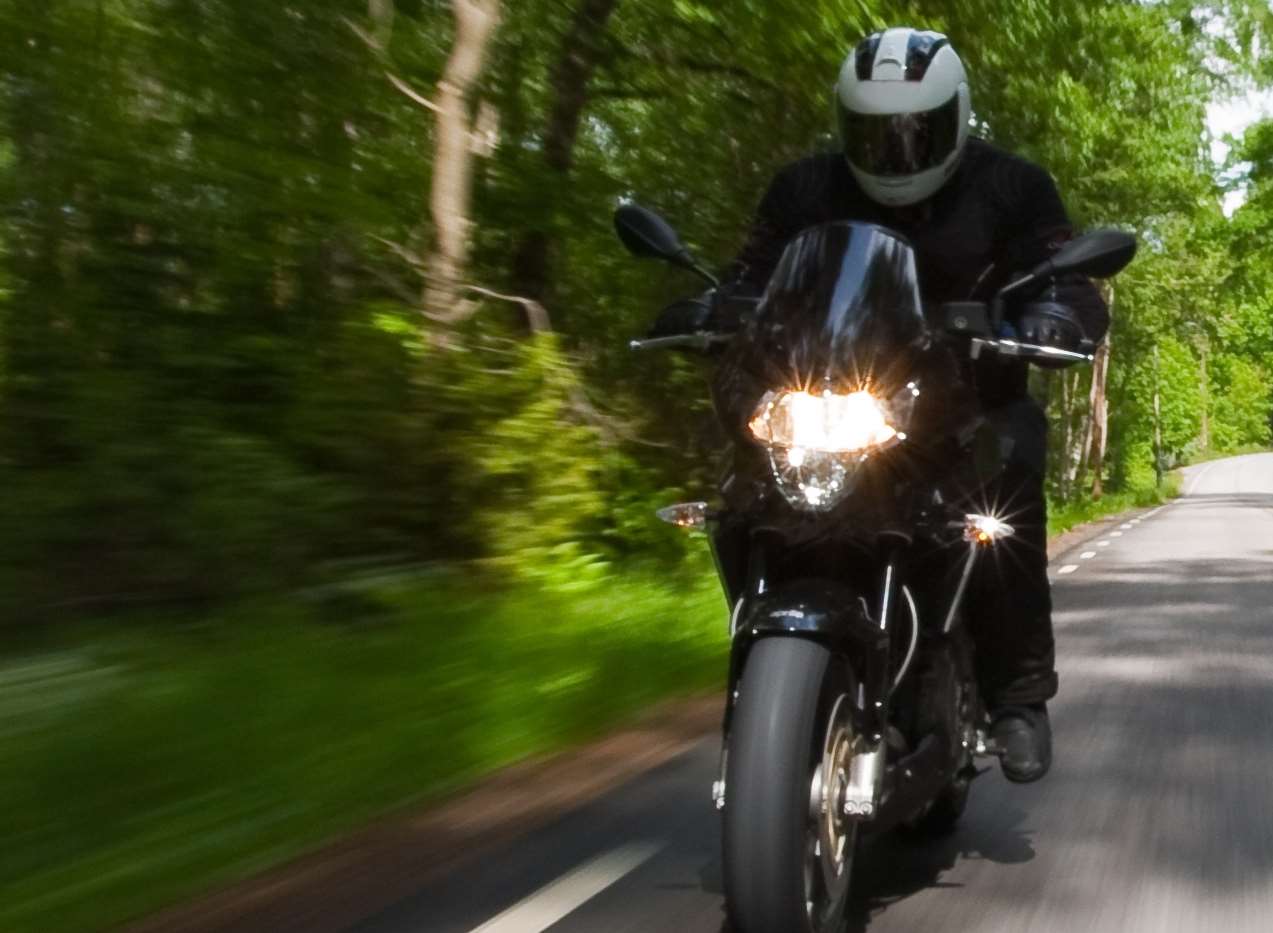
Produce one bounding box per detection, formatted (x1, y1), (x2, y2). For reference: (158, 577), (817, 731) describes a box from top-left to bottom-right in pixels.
(723, 638), (857, 933)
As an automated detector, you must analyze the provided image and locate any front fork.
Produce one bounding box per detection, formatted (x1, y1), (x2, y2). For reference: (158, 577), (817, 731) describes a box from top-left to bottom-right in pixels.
(713, 526), (1004, 818)
(715, 532), (904, 819)
(845, 535), (904, 820)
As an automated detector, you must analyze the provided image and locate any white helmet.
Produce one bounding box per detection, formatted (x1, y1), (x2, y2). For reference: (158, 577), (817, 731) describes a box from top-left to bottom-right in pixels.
(835, 28), (971, 207)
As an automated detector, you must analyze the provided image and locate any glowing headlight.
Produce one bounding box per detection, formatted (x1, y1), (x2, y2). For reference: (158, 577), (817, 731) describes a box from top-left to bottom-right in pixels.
(747, 384), (918, 512)
(748, 389), (902, 454)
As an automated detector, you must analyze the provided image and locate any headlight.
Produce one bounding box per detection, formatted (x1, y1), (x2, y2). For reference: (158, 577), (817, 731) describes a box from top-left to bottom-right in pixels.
(749, 389), (899, 453)
(748, 384), (918, 511)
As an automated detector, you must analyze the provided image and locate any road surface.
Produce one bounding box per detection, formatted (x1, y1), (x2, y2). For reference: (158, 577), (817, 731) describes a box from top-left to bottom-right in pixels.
(365, 453), (1273, 933)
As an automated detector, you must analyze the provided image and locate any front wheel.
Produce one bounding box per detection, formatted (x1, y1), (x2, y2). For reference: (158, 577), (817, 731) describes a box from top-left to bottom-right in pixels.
(723, 638), (859, 933)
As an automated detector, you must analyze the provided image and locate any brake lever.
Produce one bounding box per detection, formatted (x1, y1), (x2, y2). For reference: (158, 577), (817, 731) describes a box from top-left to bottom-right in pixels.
(629, 333), (734, 352)
(969, 337), (1093, 365)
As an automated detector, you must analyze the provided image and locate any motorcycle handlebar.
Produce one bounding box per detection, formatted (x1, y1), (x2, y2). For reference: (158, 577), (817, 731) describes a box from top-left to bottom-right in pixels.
(629, 333), (734, 352)
(969, 337), (1093, 364)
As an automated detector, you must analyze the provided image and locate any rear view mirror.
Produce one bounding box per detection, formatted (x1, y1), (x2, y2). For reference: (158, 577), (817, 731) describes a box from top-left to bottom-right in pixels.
(614, 202), (719, 286)
(615, 203), (687, 262)
(1033, 229), (1137, 280)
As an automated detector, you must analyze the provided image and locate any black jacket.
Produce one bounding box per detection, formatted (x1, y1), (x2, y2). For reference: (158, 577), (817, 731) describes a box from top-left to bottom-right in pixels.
(730, 139), (1107, 407)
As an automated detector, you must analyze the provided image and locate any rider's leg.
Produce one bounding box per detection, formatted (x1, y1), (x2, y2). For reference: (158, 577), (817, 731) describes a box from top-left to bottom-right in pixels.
(966, 398), (1056, 781)
(969, 457), (1057, 705)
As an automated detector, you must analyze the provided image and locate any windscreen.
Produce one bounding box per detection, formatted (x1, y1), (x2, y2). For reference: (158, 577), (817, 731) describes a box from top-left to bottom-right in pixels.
(740, 222), (926, 386)
(713, 222), (930, 443)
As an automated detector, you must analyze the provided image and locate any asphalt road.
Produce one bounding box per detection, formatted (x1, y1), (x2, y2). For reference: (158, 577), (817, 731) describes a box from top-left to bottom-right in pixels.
(374, 453), (1273, 933)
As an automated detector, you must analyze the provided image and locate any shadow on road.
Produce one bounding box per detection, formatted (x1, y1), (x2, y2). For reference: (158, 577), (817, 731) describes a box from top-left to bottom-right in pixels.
(714, 551), (1273, 932)
(711, 805), (1037, 933)
(840, 805), (1037, 932)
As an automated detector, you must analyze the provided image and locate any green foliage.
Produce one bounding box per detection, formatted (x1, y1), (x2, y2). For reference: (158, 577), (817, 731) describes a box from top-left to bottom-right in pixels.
(423, 333), (613, 580)
(1047, 471), (1180, 539)
(1, 1), (1272, 927)
(1210, 355), (1272, 451)
(0, 572), (726, 933)
(0, 0), (1268, 609)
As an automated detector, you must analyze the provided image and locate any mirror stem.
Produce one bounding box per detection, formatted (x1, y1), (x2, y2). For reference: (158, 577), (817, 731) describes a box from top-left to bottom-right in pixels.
(990, 296), (1005, 331)
(679, 252), (720, 287)
(991, 271), (1041, 328)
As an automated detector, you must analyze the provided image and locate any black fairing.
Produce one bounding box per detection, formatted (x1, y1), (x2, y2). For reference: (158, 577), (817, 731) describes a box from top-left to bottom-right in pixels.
(737, 579), (881, 653)
(713, 222), (984, 520)
(715, 222), (927, 416)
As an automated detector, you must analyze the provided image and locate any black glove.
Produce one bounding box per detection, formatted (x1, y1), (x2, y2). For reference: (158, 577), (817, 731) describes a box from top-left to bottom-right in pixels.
(647, 296), (714, 339)
(1017, 300), (1090, 353)
(647, 283), (762, 339)
(711, 281), (763, 332)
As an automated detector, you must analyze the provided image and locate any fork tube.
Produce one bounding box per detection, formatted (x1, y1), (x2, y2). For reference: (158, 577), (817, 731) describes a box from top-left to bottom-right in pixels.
(748, 534), (769, 599)
(942, 544), (979, 634)
(864, 558), (900, 743)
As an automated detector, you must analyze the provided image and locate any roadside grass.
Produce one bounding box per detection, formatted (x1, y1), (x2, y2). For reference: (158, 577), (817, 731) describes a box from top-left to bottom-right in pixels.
(0, 570), (727, 933)
(1047, 473), (1182, 538)
(2, 473), (1197, 933)
(1180, 444), (1272, 467)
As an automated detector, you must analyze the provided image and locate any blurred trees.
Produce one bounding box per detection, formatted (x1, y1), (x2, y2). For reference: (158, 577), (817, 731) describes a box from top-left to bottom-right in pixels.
(0, 1), (1269, 619)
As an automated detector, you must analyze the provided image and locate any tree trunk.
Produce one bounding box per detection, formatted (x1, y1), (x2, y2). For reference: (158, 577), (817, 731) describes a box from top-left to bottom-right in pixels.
(1062, 370), (1087, 499)
(1074, 374), (1094, 493)
(1086, 284), (1113, 499)
(1153, 344), (1164, 487)
(1057, 371), (1073, 500)
(511, 0), (621, 304)
(422, 0), (502, 323)
(1198, 338), (1210, 452)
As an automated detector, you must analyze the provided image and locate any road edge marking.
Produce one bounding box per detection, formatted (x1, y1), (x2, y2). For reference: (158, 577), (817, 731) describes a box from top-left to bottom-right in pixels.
(1185, 462), (1217, 497)
(467, 842), (664, 933)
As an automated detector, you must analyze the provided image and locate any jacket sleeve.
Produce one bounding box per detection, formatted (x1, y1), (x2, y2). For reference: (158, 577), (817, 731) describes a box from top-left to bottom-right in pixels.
(1004, 162), (1110, 343)
(726, 163), (806, 291)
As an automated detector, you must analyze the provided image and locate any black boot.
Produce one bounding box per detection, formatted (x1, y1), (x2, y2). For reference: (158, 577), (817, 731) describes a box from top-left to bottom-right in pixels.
(990, 703), (1052, 783)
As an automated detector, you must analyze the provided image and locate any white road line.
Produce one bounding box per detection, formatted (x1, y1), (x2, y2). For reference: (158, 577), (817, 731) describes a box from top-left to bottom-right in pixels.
(468, 842), (664, 933)
(1098, 541), (1111, 548)
(1186, 462), (1216, 496)
(1058, 565), (1079, 575)
(1110, 531), (1123, 537)
(1080, 551), (1097, 560)
(1120, 523), (1133, 529)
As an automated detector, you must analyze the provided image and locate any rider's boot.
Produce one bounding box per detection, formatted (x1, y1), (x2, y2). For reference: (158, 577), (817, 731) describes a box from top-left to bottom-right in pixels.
(990, 703), (1051, 783)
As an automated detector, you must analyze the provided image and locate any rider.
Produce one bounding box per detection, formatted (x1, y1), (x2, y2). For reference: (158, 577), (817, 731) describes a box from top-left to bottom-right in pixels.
(719, 28), (1107, 782)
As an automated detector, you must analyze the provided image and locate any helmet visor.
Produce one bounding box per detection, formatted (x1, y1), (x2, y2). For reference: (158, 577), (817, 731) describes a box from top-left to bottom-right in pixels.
(839, 94), (961, 178)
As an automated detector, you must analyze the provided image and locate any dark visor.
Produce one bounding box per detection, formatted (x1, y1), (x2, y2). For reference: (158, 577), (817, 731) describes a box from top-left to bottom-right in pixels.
(839, 94), (960, 178)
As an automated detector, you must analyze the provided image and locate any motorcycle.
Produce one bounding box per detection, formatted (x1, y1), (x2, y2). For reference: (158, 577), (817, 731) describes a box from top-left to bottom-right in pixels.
(614, 203), (1135, 933)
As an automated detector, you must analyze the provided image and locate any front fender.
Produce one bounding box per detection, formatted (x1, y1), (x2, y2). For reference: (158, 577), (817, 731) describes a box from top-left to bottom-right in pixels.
(725, 579), (883, 738)
(735, 579), (882, 654)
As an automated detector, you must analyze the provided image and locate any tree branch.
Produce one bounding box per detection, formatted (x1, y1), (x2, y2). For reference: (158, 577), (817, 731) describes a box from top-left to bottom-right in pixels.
(372, 235), (425, 272)
(609, 43), (781, 93)
(343, 15), (446, 115)
(342, 15), (382, 54)
(461, 284), (552, 332)
(386, 72), (445, 114)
